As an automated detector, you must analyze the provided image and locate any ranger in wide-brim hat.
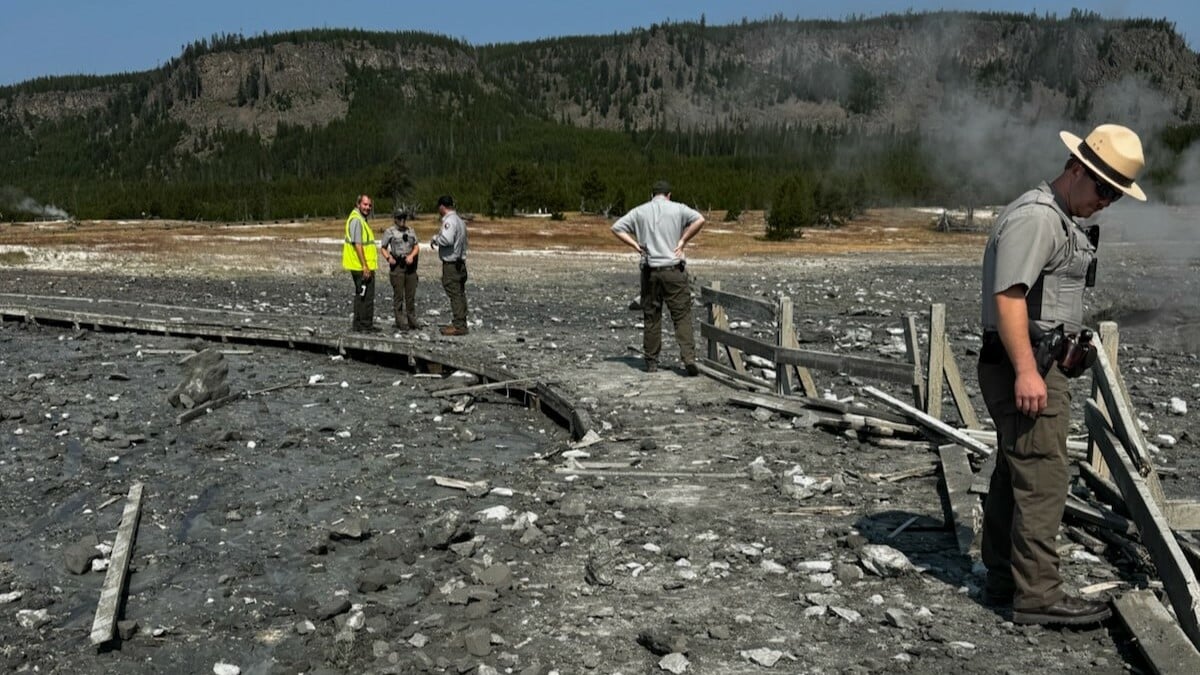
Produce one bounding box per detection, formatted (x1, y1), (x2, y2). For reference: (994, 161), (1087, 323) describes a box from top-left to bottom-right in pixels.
(1059, 123), (1146, 202)
(975, 121), (1148, 630)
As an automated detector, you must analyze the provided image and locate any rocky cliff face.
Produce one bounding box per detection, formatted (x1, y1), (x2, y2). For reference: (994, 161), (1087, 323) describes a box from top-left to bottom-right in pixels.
(2, 13), (1197, 147)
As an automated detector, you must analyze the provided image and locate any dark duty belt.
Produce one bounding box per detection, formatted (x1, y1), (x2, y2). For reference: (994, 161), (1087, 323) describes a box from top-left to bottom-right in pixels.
(980, 331), (1008, 364)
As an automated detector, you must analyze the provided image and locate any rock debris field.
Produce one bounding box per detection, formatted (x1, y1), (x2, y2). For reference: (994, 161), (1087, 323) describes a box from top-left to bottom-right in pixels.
(1, 231), (1200, 674)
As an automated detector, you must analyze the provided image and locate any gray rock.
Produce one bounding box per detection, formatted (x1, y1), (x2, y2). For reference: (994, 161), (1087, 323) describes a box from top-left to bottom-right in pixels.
(16, 608), (50, 629)
(330, 516), (368, 540)
(886, 608), (915, 629)
(476, 563), (514, 591)
(637, 629), (688, 656)
(741, 647), (783, 667)
(658, 653), (689, 674)
(64, 534), (100, 575)
(358, 565), (402, 593)
(707, 625), (731, 640)
(835, 563), (864, 583)
(372, 533), (415, 562)
(168, 349), (230, 408)
(420, 510), (470, 550)
(559, 499), (588, 518)
(315, 597), (351, 620)
(463, 627), (491, 657)
(117, 619), (138, 640)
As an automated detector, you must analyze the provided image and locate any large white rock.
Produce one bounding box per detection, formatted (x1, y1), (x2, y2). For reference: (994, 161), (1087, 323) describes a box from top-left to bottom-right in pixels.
(1169, 397), (1188, 415)
(859, 544), (914, 577)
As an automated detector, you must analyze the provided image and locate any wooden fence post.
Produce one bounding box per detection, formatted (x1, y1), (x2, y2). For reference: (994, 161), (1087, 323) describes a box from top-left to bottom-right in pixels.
(926, 303), (946, 419)
(902, 314), (926, 410)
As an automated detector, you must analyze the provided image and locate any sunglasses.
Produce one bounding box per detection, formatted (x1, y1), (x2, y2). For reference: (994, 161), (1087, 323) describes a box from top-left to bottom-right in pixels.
(1084, 166), (1122, 202)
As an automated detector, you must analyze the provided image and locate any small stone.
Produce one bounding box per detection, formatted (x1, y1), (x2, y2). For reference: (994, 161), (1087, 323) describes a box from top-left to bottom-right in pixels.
(117, 619), (138, 640)
(0, 590), (23, 604)
(885, 608), (915, 629)
(707, 625), (730, 640)
(329, 516), (368, 540)
(315, 597), (351, 620)
(476, 505), (512, 522)
(464, 627), (491, 657)
(64, 534), (100, 575)
(17, 608), (50, 629)
(637, 629), (688, 656)
(741, 648), (783, 667)
(658, 653), (689, 673)
(295, 620), (316, 635)
(831, 606), (862, 623)
(1169, 397), (1187, 415)
(760, 559), (787, 574)
(471, 563), (512, 592)
(859, 544), (914, 577)
(408, 632), (428, 648)
(835, 563), (864, 583)
(213, 663), (240, 675)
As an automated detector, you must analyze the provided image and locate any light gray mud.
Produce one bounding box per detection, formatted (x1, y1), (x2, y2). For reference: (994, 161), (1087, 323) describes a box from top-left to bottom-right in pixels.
(1, 240), (1198, 674)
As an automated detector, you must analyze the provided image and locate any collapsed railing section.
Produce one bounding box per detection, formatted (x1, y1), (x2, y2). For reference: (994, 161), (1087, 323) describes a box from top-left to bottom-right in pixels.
(697, 283), (1200, 664)
(698, 283), (977, 426)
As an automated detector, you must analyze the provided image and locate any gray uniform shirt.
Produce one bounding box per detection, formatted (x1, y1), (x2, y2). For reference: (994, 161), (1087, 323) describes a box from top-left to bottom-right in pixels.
(380, 224), (418, 258)
(980, 182), (1096, 333)
(431, 211), (467, 262)
(611, 195), (703, 268)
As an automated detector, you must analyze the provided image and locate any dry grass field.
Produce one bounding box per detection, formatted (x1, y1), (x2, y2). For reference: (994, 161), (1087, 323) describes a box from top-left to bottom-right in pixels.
(0, 208), (987, 276)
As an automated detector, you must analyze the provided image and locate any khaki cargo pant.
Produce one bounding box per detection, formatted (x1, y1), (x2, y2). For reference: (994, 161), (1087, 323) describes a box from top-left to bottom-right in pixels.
(389, 264), (419, 328)
(978, 359), (1071, 610)
(642, 265), (695, 366)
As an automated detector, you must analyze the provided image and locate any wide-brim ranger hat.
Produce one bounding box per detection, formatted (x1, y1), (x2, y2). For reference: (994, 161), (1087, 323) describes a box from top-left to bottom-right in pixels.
(1059, 124), (1147, 201)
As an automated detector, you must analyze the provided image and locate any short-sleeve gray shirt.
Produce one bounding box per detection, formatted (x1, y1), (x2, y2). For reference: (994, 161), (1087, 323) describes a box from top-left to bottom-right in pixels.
(380, 224), (417, 258)
(431, 211), (467, 262)
(980, 183), (1096, 333)
(611, 195), (703, 268)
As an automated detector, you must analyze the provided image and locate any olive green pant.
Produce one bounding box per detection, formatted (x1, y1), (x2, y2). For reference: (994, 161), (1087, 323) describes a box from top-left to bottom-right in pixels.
(978, 360), (1071, 610)
(441, 260), (468, 330)
(389, 264), (419, 328)
(642, 266), (695, 366)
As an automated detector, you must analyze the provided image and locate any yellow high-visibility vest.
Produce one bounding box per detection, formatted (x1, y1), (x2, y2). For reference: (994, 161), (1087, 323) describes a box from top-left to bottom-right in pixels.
(342, 209), (378, 271)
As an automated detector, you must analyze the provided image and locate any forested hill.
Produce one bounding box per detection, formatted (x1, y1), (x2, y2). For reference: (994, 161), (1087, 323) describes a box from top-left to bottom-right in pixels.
(2, 10), (1199, 221)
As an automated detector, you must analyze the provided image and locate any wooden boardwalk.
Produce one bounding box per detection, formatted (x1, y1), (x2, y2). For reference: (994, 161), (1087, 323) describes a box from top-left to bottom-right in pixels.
(0, 292), (738, 446)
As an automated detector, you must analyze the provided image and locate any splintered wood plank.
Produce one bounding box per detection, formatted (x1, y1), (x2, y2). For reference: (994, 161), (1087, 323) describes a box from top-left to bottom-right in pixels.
(938, 444), (981, 554)
(90, 482), (144, 645)
(1114, 590), (1200, 674)
(926, 303), (946, 420)
(940, 334), (980, 429)
(1088, 321), (1120, 480)
(862, 385), (992, 458)
(1087, 401), (1200, 649)
(1091, 334), (1166, 505)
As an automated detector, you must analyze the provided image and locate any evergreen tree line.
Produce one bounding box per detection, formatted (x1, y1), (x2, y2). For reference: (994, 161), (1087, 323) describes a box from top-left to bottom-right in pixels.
(0, 12), (1195, 224)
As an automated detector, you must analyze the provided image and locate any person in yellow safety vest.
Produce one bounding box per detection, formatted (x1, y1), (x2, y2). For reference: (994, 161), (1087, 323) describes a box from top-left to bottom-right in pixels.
(343, 194), (379, 332)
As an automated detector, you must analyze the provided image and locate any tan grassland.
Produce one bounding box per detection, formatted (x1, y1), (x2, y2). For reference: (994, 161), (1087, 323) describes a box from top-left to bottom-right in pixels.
(0, 209), (987, 275)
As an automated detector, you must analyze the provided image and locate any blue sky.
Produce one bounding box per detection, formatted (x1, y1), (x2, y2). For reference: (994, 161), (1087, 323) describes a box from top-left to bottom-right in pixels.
(1, 0), (1196, 87)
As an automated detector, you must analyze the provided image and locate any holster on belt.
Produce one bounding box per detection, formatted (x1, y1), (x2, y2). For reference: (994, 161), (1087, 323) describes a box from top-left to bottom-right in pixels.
(980, 323), (1067, 377)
